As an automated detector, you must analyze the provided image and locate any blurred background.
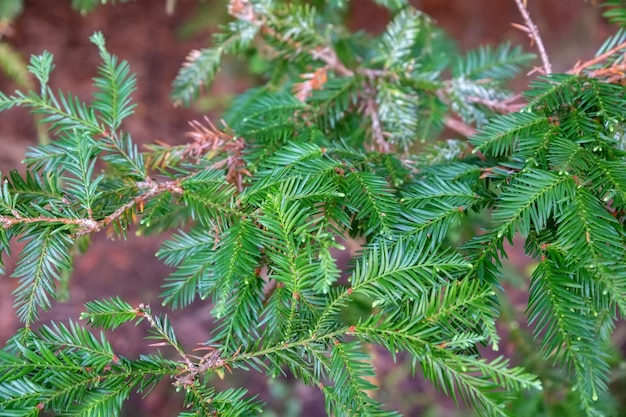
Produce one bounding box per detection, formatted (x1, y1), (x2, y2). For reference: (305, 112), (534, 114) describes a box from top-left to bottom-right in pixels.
(0, 1), (623, 416)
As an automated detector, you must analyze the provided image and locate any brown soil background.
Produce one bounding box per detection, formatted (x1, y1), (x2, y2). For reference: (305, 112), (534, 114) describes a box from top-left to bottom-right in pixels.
(0, 1), (619, 416)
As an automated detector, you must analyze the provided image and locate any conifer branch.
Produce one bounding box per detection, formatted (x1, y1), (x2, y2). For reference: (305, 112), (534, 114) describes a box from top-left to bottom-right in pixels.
(133, 303), (229, 388)
(0, 178), (184, 236)
(2, 1), (626, 416)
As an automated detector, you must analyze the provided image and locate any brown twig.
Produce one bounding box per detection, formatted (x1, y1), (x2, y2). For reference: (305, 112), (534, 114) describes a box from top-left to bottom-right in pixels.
(310, 46), (354, 77)
(444, 116), (477, 138)
(585, 63), (626, 84)
(362, 90), (390, 153)
(134, 303), (226, 388)
(0, 179), (184, 236)
(569, 40), (626, 75)
(513, 0), (552, 75)
(466, 94), (526, 114)
(0, 214), (100, 231)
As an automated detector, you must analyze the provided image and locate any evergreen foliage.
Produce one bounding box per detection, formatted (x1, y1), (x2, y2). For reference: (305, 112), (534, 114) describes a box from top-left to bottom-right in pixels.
(1, 1), (626, 416)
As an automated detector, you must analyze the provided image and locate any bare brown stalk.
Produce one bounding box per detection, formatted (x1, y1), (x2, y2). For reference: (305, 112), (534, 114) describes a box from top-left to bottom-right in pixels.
(513, 0), (552, 75)
(0, 179), (184, 236)
(362, 93), (390, 153)
(466, 94), (526, 114)
(444, 116), (477, 138)
(569, 40), (626, 75)
(0, 214), (100, 231)
(587, 63), (626, 83)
